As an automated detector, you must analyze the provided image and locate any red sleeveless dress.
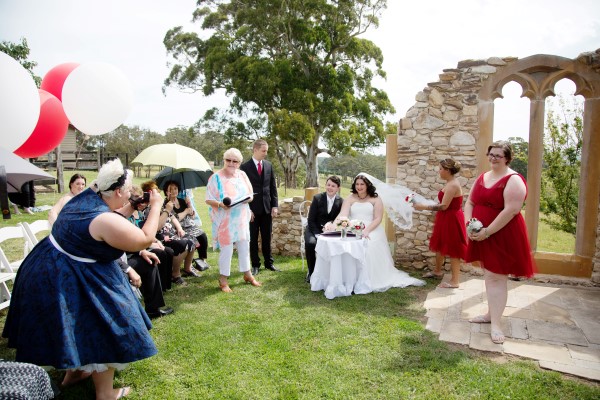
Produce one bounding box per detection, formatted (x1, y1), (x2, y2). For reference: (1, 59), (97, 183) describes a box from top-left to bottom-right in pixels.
(465, 173), (536, 277)
(429, 192), (467, 259)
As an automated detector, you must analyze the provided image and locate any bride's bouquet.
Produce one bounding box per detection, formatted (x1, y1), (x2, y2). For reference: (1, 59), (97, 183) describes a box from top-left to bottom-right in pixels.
(466, 218), (483, 234)
(349, 219), (365, 234)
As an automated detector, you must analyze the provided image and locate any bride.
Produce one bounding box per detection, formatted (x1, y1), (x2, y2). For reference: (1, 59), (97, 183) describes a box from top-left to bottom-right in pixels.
(334, 174), (425, 293)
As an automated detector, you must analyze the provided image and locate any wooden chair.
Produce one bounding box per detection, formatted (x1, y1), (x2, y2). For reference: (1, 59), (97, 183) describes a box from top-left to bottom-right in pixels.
(299, 200), (312, 272)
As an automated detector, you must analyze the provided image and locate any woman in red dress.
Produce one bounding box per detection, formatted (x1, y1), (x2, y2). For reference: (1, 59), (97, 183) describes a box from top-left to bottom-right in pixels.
(464, 141), (535, 344)
(415, 159), (467, 289)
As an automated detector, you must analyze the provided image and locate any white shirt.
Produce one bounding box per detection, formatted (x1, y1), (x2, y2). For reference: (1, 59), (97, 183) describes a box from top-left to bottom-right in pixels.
(326, 195), (335, 213)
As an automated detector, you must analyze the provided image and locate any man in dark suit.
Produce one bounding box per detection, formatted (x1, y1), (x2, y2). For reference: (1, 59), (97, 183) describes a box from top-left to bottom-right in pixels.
(305, 175), (343, 282)
(240, 139), (279, 276)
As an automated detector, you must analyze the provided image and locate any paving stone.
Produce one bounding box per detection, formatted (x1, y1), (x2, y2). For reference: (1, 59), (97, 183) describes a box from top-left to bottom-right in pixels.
(567, 344), (600, 362)
(509, 317), (528, 340)
(506, 291), (533, 309)
(504, 340), (573, 364)
(461, 303), (488, 321)
(439, 320), (470, 345)
(527, 320), (589, 346)
(479, 318), (511, 337)
(518, 284), (561, 300)
(531, 301), (575, 325)
(424, 292), (451, 310)
(469, 331), (503, 352)
(539, 361), (600, 381)
(425, 317), (443, 334)
(573, 358), (600, 372)
(503, 306), (532, 320)
(568, 310), (600, 345)
(425, 308), (446, 319)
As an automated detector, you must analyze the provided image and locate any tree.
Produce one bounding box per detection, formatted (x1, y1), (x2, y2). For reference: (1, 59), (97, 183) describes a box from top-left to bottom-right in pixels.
(507, 136), (528, 179)
(0, 38), (41, 87)
(540, 96), (582, 234)
(164, 0), (395, 187)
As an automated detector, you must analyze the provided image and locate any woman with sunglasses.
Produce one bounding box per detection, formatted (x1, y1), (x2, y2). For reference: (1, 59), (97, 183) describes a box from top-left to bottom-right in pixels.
(414, 158), (467, 289)
(464, 140), (535, 344)
(205, 148), (261, 292)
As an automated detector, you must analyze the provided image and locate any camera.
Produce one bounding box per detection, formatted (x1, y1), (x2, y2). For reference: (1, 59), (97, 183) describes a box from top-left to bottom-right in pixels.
(143, 191), (150, 203)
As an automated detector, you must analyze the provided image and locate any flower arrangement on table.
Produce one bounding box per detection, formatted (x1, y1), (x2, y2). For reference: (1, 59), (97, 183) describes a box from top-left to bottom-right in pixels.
(466, 218), (483, 234)
(334, 216), (350, 232)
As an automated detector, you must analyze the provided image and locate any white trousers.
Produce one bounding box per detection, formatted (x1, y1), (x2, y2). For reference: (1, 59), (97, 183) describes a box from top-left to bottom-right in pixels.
(219, 240), (250, 276)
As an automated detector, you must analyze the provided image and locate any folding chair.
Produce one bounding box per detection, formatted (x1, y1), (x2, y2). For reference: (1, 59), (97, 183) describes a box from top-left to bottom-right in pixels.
(0, 226), (26, 310)
(299, 200), (312, 271)
(20, 220), (50, 253)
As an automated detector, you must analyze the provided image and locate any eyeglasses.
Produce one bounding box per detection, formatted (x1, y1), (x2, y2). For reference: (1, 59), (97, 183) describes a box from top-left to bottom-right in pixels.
(487, 153), (505, 160)
(224, 159), (240, 164)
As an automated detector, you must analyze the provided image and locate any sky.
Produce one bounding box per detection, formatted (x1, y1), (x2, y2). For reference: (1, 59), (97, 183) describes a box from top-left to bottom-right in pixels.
(1, 0), (599, 152)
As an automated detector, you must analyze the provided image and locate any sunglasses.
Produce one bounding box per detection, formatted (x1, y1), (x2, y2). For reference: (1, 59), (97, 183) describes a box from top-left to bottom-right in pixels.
(225, 159), (240, 164)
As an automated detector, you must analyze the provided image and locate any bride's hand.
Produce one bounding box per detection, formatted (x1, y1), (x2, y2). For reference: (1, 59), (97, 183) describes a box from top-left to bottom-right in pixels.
(362, 229), (371, 239)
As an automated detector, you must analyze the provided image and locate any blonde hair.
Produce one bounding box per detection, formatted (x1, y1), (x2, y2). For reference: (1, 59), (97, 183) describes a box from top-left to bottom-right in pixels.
(223, 148), (243, 163)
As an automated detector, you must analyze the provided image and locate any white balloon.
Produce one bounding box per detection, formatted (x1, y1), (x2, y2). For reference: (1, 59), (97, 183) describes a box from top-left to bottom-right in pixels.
(0, 52), (41, 152)
(62, 62), (133, 136)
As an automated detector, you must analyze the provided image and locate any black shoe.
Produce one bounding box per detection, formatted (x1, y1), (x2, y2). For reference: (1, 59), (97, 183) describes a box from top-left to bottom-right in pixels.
(194, 259), (210, 271)
(265, 265), (281, 272)
(305, 274), (311, 283)
(147, 306), (174, 320)
(252, 267), (260, 276)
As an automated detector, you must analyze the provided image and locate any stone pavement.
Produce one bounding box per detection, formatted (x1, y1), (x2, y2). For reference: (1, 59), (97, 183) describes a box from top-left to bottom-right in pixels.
(424, 275), (600, 381)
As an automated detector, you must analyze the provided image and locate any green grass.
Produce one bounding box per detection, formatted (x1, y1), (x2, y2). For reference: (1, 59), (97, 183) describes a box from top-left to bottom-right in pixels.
(1, 171), (592, 399)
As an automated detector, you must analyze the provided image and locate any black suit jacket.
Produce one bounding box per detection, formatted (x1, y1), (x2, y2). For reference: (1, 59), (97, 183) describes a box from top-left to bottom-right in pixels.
(307, 192), (343, 235)
(240, 159), (278, 215)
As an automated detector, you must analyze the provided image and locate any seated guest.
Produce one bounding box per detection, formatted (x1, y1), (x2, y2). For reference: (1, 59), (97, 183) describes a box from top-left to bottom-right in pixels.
(305, 175), (343, 282)
(2, 158), (161, 399)
(116, 254), (174, 320)
(205, 148), (261, 292)
(163, 180), (211, 271)
(9, 180), (35, 215)
(141, 180), (198, 285)
(48, 173), (87, 228)
(127, 186), (175, 291)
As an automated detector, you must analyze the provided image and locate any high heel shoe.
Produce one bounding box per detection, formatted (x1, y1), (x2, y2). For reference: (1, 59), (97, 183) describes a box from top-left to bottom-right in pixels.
(244, 275), (262, 287)
(219, 280), (233, 293)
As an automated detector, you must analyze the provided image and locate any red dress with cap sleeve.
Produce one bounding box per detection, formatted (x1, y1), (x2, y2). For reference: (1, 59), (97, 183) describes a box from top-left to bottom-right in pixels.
(465, 173), (536, 277)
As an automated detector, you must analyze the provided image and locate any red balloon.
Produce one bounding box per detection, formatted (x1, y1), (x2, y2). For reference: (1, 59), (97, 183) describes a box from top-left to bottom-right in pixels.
(14, 89), (69, 158)
(40, 62), (79, 101)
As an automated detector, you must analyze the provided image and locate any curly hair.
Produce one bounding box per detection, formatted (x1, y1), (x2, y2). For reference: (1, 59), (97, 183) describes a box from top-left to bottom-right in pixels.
(440, 158), (461, 175)
(162, 180), (180, 194)
(351, 174), (378, 198)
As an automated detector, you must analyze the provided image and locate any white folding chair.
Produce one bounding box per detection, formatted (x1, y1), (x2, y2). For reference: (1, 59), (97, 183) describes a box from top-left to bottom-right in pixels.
(299, 200), (312, 272)
(0, 226), (26, 310)
(20, 220), (50, 253)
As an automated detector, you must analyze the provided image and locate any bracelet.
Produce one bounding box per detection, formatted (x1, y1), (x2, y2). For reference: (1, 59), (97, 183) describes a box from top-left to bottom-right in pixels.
(161, 210), (169, 216)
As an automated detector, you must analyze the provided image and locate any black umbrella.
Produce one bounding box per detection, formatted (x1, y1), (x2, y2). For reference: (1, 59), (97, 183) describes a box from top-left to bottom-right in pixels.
(154, 167), (213, 191)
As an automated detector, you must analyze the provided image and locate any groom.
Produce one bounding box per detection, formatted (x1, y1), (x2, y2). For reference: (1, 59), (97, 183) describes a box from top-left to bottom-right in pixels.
(305, 175), (343, 282)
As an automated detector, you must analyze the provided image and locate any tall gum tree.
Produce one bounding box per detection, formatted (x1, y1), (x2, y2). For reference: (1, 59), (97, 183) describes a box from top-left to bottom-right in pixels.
(164, 0), (394, 187)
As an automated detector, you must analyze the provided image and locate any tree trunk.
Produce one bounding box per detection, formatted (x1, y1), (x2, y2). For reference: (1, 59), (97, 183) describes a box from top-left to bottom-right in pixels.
(304, 142), (319, 188)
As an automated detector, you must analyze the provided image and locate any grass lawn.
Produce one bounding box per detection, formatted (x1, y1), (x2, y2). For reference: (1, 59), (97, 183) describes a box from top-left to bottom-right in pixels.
(1, 171), (595, 399)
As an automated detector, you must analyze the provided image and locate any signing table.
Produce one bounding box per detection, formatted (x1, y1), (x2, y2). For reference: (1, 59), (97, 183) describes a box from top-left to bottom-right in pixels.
(310, 234), (370, 299)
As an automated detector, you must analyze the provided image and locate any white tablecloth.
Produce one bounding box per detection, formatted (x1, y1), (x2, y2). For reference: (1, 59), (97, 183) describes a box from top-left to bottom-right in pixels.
(310, 235), (369, 299)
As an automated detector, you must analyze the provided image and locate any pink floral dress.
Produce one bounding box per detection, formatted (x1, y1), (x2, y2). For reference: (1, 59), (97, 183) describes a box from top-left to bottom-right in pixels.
(205, 169), (253, 249)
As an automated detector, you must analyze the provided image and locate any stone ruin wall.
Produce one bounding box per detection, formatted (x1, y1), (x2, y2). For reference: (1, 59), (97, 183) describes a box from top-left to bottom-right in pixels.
(271, 196), (304, 257)
(394, 52), (600, 286)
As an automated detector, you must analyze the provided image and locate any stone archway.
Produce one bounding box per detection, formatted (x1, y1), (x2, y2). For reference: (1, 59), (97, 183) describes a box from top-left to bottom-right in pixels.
(391, 49), (600, 284)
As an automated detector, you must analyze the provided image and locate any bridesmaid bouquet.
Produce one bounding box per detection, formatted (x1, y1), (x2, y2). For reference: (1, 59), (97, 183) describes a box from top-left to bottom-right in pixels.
(466, 218), (483, 234)
(405, 193), (416, 204)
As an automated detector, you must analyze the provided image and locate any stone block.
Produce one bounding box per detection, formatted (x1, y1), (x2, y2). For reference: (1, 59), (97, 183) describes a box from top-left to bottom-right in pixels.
(504, 340), (573, 364)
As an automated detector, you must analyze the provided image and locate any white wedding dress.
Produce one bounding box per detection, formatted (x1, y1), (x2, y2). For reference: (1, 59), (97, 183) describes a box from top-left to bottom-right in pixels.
(350, 202), (425, 293)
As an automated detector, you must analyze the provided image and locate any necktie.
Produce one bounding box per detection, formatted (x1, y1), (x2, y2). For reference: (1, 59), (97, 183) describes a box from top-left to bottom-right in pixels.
(257, 161), (262, 176)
